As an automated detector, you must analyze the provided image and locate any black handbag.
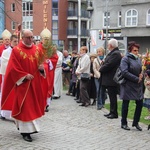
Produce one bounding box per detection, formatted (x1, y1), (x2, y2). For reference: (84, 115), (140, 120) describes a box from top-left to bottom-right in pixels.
(80, 73), (90, 81)
(113, 67), (126, 84)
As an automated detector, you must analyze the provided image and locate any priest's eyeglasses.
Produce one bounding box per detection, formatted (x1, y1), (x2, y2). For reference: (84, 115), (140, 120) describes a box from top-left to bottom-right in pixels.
(24, 36), (34, 39)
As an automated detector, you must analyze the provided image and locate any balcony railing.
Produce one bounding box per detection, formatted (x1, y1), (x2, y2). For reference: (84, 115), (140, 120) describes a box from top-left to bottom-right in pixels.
(67, 28), (78, 36)
(81, 10), (89, 18)
(67, 28), (89, 37)
(67, 10), (89, 18)
(81, 28), (89, 36)
(68, 10), (78, 17)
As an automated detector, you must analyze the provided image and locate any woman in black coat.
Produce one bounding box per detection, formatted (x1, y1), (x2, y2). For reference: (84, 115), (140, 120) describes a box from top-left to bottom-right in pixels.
(120, 41), (143, 131)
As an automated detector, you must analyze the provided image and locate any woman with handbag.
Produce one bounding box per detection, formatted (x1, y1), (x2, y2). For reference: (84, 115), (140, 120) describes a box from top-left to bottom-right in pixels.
(120, 41), (143, 131)
(75, 46), (91, 107)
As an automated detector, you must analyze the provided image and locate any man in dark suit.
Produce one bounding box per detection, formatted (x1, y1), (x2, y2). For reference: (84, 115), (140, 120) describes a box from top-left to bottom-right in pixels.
(100, 38), (122, 119)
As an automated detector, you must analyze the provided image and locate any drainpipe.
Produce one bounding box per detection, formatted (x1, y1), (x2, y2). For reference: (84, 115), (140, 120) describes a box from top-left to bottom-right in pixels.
(78, 0), (81, 53)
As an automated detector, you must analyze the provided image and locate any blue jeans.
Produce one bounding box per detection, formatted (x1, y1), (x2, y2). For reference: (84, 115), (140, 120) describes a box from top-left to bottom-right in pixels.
(94, 78), (106, 108)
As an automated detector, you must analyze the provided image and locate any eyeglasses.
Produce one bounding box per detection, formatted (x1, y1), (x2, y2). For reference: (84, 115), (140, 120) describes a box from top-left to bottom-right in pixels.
(24, 36), (34, 39)
(133, 50), (139, 52)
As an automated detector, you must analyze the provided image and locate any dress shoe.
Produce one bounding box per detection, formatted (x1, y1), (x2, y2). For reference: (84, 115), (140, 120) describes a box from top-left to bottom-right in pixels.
(0, 115), (6, 120)
(104, 113), (111, 117)
(21, 133), (32, 142)
(132, 124), (142, 131)
(66, 93), (70, 96)
(76, 100), (82, 103)
(79, 103), (85, 106)
(52, 96), (60, 99)
(107, 114), (118, 119)
(45, 105), (49, 112)
(148, 124), (150, 130)
(121, 125), (130, 130)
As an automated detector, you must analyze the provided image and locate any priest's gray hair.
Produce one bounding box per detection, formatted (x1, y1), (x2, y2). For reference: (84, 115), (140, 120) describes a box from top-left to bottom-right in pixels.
(108, 38), (118, 48)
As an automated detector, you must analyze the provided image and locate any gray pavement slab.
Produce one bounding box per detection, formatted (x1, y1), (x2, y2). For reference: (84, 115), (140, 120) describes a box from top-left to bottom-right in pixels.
(0, 91), (149, 150)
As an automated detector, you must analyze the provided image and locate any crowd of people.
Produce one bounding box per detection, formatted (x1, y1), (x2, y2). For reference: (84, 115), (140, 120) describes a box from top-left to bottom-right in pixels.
(64, 39), (150, 132)
(0, 28), (150, 143)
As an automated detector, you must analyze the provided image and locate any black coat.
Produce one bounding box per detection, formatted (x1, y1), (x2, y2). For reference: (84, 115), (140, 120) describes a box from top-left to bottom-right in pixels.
(100, 47), (122, 86)
(119, 53), (144, 100)
(88, 62), (96, 99)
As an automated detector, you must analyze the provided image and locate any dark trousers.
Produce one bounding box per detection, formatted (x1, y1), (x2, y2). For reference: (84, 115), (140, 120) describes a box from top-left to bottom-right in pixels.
(107, 86), (118, 117)
(76, 80), (80, 99)
(80, 79), (90, 104)
(121, 100), (143, 125)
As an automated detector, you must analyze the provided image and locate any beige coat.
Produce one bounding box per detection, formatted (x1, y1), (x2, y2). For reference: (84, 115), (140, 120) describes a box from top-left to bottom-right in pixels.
(93, 57), (103, 79)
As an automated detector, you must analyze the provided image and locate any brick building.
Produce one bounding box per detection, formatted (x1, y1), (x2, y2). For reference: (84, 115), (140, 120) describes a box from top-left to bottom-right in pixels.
(3, 0), (91, 52)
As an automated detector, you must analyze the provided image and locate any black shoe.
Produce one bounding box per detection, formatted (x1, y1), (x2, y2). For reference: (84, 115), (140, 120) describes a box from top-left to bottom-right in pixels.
(148, 124), (150, 130)
(21, 133), (32, 142)
(0, 115), (6, 120)
(104, 113), (111, 117)
(107, 114), (118, 119)
(76, 100), (82, 103)
(74, 98), (79, 100)
(121, 125), (130, 130)
(52, 96), (60, 99)
(132, 124), (142, 131)
(79, 103), (85, 106)
(45, 105), (49, 112)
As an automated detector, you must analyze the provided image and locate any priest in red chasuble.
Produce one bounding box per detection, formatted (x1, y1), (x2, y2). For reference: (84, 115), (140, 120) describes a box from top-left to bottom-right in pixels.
(38, 28), (58, 112)
(1, 29), (47, 142)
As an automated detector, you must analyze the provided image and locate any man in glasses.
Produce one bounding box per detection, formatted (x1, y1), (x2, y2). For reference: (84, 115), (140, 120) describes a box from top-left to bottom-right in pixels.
(1, 29), (47, 142)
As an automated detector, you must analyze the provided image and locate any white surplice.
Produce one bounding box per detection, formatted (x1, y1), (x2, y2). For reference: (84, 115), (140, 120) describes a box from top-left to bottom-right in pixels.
(53, 50), (63, 97)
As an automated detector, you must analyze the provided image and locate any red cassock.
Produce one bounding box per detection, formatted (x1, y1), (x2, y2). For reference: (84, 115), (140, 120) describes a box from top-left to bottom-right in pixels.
(38, 43), (58, 98)
(1, 42), (47, 122)
(47, 53), (58, 97)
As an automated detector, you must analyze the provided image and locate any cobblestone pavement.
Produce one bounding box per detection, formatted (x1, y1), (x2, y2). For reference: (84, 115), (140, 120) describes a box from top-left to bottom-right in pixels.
(0, 91), (150, 150)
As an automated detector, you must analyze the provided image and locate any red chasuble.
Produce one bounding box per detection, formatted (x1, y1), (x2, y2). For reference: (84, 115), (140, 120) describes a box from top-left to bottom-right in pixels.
(1, 42), (47, 122)
(38, 43), (58, 98)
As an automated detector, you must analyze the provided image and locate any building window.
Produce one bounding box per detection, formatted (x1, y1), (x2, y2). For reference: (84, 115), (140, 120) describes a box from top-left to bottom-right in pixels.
(103, 12), (110, 27)
(11, 3), (15, 12)
(11, 21), (15, 30)
(22, 2), (33, 16)
(125, 9), (138, 27)
(52, 20), (58, 29)
(118, 11), (121, 27)
(22, 21), (33, 30)
(52, 0), (58, 16)
(147, 9), (150, 25)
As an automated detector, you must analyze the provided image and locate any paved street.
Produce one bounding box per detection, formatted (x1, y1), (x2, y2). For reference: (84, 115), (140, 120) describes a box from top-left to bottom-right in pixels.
(0, 91), (150, 150)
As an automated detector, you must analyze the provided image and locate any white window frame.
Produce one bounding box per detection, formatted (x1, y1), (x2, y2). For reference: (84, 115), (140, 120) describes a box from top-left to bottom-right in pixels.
(146, 9), (150, 25)
(118, 11), (121, 27)
(22, 2), (33, 16)
(11, 21), (15, 30)
(11, 3), (15, 12)
(22, 21), (33, 30)
(125, 9), (138, 27)
(103, 12), (110, 28)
